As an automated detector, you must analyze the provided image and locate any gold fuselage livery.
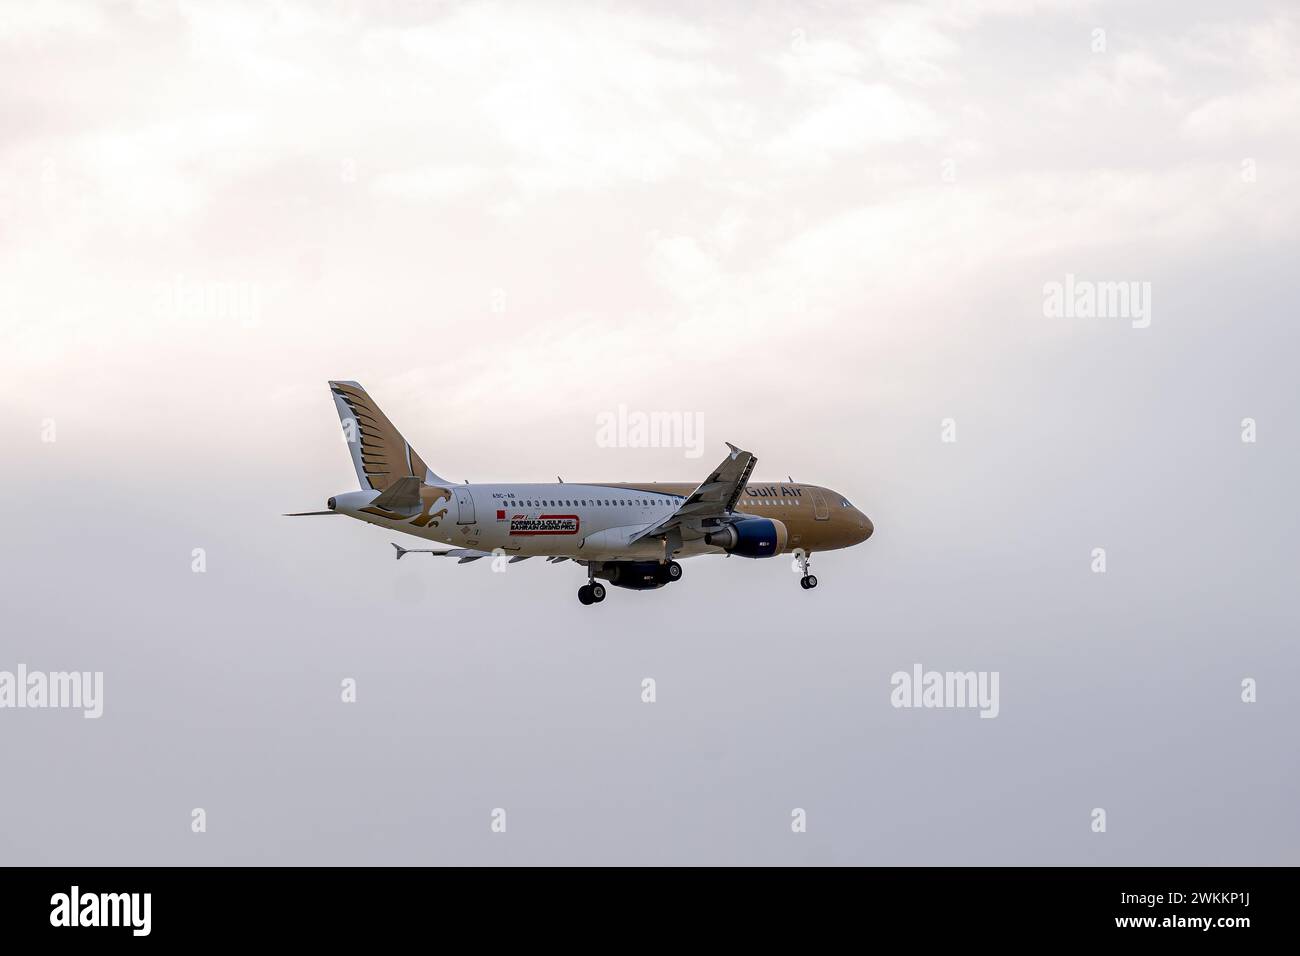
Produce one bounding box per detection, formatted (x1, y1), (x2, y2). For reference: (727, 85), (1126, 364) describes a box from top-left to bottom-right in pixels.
(290, 382), (874, 605)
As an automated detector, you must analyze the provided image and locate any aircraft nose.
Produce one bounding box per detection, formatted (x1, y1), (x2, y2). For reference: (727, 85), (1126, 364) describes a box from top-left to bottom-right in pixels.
(858, 512), (874, 541)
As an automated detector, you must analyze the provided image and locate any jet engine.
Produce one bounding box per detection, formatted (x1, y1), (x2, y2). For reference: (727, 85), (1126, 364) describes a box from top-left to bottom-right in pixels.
(704, 517), (788, 558)
(600, 561), (671, 590)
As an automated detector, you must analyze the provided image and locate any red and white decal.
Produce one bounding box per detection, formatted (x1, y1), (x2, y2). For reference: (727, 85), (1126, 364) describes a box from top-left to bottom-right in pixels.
(509, 513), (580, 535)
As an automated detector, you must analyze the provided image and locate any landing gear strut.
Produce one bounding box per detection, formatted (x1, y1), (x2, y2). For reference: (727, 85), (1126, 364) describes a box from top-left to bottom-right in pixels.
(797, 552), (818, 590)
(578, 566), (606, 605)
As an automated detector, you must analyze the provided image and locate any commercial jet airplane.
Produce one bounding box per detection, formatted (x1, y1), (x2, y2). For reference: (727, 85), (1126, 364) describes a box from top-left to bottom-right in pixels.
(288, 381), (874, 605)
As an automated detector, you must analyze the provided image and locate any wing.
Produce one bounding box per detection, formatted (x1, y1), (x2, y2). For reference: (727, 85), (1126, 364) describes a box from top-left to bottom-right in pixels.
(629, 442), (756, 544)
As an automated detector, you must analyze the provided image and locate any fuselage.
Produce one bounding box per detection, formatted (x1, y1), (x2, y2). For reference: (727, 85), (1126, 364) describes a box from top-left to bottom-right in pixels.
(332, 479), (873, 561)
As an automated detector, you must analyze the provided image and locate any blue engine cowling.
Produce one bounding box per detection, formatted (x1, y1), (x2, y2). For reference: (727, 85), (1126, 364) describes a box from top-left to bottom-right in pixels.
(705, 518), (788, 558)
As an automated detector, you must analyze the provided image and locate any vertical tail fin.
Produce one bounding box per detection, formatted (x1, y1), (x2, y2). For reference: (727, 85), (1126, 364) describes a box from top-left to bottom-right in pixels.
(328, 381), (446, 492)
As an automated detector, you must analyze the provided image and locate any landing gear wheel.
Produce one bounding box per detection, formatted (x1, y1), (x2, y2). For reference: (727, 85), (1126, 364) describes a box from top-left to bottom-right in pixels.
(666, 561), (682, 582)
(578, 585), (594, 605)
(590, 583), (606, 602)
(796, 550), (816, 590)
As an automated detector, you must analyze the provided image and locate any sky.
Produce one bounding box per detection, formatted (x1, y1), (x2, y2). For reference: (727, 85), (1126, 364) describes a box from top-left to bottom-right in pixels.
(1, 0), (1297, 865)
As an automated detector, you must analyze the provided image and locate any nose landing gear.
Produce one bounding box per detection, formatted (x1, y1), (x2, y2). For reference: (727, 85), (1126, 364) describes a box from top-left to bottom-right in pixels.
(797, 552), (818, 590)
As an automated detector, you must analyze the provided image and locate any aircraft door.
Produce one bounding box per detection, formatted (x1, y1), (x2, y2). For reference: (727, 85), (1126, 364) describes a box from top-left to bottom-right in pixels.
(811, 489), (830, 520)
(455, 486), (476, 524)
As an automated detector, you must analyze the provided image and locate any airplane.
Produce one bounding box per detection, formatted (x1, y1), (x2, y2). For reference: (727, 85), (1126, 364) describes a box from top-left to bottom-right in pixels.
(287, 381), (874, 605)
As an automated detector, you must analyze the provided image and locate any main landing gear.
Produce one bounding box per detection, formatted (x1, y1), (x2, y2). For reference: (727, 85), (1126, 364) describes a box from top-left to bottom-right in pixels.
(576, 560), (683, 604)
(578, 582), (606, 605)
(797, 552), (818, 591)
(579, 561), (606, 604)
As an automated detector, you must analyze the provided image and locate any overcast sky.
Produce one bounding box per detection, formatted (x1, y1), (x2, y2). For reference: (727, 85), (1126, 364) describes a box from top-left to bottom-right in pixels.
(1, 0), (1297, 865)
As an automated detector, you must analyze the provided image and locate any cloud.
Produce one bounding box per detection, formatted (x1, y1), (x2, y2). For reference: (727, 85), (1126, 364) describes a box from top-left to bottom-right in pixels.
(1183, 82), (1300, 143)
(0, 0), (107, 45)
(766, 83), (944, 167)
(3, 0), (1299, 412)
(371, 165), (493, 203)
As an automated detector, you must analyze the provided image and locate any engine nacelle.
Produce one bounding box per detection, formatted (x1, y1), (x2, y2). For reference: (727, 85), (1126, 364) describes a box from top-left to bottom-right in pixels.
(705, 518), (788, 558)
(599, 561), (670, 590)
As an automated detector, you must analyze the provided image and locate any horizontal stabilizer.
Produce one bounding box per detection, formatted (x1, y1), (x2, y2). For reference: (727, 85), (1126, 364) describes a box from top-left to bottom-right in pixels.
(371, 476), (424, 514)
(391, 543), (494, 562)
